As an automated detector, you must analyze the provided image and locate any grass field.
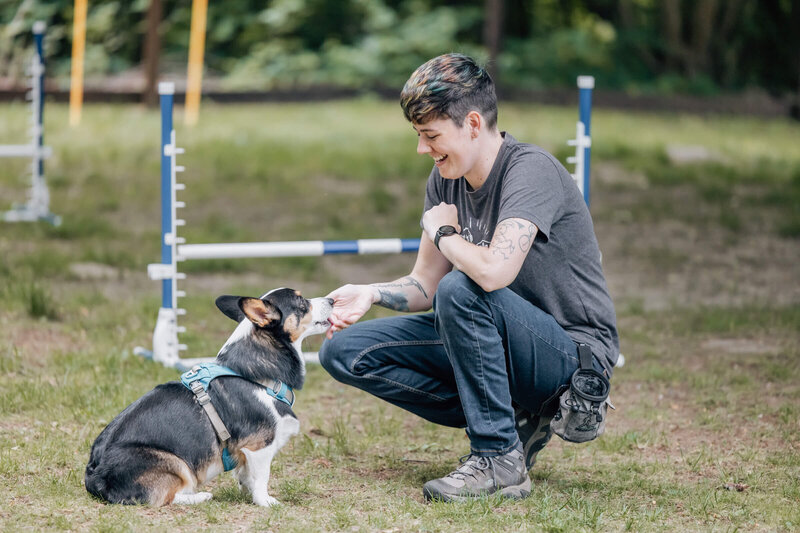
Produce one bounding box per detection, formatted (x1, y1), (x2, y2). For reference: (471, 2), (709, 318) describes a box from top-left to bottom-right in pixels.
(1, 99), (799, 532)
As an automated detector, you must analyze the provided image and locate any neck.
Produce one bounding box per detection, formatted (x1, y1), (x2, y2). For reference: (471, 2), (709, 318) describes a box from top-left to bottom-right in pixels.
(215, 336), (305, 390)
(464, 129), (504, 190)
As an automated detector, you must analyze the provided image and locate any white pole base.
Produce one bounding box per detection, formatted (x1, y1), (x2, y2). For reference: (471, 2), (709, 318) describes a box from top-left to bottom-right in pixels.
(3, 205), (61, 226)
(152, 307), (179, 366)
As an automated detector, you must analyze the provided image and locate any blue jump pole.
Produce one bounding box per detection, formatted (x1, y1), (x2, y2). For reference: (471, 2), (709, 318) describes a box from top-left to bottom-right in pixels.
(577, 76), (594, 206)
(322, 239), (420, 255)
(159, 83), (174, 309)
(33, 22), (45, 179)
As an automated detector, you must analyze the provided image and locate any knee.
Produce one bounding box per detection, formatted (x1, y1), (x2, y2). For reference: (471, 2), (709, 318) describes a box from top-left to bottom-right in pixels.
(318, 332), (353, 383)
(434, 270), (482, 316)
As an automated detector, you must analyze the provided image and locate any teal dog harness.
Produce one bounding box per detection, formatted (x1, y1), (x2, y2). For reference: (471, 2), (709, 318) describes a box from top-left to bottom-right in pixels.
(180, 363), (295, 471)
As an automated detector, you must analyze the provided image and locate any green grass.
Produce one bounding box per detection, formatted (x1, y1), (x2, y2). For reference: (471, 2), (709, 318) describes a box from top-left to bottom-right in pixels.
(1, 100), (799, 531)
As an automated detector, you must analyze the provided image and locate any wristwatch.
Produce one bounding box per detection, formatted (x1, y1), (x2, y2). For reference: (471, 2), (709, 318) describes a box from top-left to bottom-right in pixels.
(434, 225), (458, 250)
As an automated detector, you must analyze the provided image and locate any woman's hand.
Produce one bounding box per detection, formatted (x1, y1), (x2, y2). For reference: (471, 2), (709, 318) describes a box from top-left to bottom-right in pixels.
(422, 202), (460, 242)
(324, 284), (378, 339)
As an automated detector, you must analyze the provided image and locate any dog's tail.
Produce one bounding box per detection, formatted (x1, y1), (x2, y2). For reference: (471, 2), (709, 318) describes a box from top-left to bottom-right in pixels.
(84, 444), (111, 500)
(84, 462), (104, 499)
(84, 431), (114, 501)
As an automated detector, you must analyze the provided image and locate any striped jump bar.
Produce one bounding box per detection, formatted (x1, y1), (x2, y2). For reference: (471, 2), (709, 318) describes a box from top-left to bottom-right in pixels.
(177, 238), (421, 260)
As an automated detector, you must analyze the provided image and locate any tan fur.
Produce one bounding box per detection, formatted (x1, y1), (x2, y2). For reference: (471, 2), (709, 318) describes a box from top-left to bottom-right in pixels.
(242, 298), (280, 327)
(134, 450), (195, 506)
(286, 312), (313, 342)
(195, 456), (224, 485)
(231, 428), (277, 464)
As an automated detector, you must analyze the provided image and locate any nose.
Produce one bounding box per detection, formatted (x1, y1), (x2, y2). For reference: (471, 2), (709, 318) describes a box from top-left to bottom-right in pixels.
(417, 136), (430, 155)
(325, 298), (334, 306)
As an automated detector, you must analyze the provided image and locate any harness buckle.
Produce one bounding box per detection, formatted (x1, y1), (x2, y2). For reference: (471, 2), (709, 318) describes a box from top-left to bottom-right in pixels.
(184, 364), (201, 379)
(190, 380), (211, 405)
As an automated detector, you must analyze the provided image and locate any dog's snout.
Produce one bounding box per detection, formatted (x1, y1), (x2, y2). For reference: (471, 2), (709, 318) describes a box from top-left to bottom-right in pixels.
(325, 298), (334, 306)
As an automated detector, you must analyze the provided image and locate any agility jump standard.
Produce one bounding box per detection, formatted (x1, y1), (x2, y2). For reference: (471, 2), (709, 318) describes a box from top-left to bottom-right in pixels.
(136, 79), (593, 370)
(1, 22), (60, 226)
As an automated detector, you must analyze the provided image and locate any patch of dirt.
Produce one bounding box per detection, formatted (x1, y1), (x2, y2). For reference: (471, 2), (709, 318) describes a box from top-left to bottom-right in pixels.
(3, 324), (88, 365)
(700, 337), (781, 354)
(593, 162), (800, 311)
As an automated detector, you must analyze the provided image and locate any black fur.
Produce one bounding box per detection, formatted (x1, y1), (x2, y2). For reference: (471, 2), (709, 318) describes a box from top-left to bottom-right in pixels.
(215, 295), (247, 322)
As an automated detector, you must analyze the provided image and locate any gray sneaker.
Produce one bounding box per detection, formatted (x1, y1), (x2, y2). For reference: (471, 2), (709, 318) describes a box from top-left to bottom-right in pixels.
(422, 444), (531, 502)
(514, 407), (554, 471)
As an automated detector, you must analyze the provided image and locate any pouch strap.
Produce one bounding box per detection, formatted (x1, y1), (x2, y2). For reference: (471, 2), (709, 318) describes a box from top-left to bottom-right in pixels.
(577, 343), (594, 371)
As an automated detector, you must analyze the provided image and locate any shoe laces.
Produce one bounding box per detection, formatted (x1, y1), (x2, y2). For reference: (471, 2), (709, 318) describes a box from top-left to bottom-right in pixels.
(447, 454), (494, 481)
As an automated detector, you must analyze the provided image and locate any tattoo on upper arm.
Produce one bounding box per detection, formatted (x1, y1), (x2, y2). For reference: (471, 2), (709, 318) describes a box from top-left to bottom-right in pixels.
(491, 219), (536, 260)
(519, 222), (536, 252)
(491, 220), (519, 260)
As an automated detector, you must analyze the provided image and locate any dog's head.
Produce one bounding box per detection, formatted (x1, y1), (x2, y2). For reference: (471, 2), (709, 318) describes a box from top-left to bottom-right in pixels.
(216, 289), (333, 342)
(214, 288), (333, 387)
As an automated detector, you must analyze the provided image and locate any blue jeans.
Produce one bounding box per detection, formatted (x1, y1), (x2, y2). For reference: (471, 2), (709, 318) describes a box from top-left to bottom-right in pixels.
(319, 270), (583, 457)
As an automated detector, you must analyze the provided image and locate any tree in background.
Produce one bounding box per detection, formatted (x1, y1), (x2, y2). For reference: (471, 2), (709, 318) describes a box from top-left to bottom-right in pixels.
(0, 0), (797, 109)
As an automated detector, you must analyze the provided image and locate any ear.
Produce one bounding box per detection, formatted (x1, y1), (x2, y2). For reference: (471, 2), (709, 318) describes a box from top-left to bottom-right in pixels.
(465, 111), (482, 138)
(241, 297), (281, 328)
(216, 295), (246, 322)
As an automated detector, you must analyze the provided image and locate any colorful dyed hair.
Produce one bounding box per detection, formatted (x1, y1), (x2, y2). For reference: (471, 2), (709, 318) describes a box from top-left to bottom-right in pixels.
(400, 53), (497, 129)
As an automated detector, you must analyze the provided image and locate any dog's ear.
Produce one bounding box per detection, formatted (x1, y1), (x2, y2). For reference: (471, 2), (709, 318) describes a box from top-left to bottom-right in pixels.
(240, 297), (281, 328)
(215, 295), (246, 322)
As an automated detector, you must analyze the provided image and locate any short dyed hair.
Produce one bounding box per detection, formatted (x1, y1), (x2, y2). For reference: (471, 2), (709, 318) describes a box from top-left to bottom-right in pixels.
(400, 53), (498, 129)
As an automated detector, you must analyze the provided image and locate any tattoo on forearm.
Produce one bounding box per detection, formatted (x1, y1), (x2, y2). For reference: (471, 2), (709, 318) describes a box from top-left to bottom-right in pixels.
(376, 290), (409, 311)
(374, 276), (429, 299)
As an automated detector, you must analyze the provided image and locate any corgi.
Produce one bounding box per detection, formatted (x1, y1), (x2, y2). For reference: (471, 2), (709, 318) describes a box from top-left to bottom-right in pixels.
(85, 288), (333, 507)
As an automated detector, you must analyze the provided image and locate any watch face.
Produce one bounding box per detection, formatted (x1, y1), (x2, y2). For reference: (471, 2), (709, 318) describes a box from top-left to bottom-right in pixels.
(438, 225), (457, 235)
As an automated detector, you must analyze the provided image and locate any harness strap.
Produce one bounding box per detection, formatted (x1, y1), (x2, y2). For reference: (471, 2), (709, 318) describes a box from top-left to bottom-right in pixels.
(189, 380), (231, 443)
(578, 343), (594, 371)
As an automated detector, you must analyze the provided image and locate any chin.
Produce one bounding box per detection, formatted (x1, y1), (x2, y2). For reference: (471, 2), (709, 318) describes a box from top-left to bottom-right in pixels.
(439, 167), (461, 180)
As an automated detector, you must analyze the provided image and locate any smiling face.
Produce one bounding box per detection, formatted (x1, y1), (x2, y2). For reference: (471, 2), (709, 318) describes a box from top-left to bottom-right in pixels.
(413, 116), (477, 180)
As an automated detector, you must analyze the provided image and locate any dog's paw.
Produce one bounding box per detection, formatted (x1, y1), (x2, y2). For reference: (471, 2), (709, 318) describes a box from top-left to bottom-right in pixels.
(173, 491), (213, 505)
(254, 495), (280, 507)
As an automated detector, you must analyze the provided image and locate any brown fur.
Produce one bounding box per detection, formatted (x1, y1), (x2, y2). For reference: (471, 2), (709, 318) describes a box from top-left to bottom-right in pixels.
(134, 450), (195, 506)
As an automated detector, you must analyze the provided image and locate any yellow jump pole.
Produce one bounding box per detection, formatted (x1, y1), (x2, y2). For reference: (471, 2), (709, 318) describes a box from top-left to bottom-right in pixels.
(184, 0), (208, 126)
(69, 0), (88, 127)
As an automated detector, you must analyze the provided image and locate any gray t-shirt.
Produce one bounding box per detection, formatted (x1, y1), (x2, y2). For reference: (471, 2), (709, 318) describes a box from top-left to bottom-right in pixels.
(422, 132), (619, 373)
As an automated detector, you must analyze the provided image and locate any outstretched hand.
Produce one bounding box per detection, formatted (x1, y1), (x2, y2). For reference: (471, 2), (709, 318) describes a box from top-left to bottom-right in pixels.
(324, 284), (377, 339)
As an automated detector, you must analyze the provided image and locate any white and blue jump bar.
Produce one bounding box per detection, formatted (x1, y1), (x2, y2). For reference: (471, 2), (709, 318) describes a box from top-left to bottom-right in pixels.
(178, 238), (421, 260)
(139, 78), (592, 369)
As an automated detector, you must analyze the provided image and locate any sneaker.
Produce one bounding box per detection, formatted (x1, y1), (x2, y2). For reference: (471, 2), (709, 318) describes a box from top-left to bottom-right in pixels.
(514, 407), (554, 471)
(422, 444), (531, 502)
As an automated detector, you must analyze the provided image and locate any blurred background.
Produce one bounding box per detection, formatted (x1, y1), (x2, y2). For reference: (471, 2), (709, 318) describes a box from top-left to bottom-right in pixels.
(1, 2), (799, 530)
(2, 0), (799, 117)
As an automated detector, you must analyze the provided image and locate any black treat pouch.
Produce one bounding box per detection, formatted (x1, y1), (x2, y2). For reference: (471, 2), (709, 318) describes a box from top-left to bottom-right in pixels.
(551, 344), (613, 443)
